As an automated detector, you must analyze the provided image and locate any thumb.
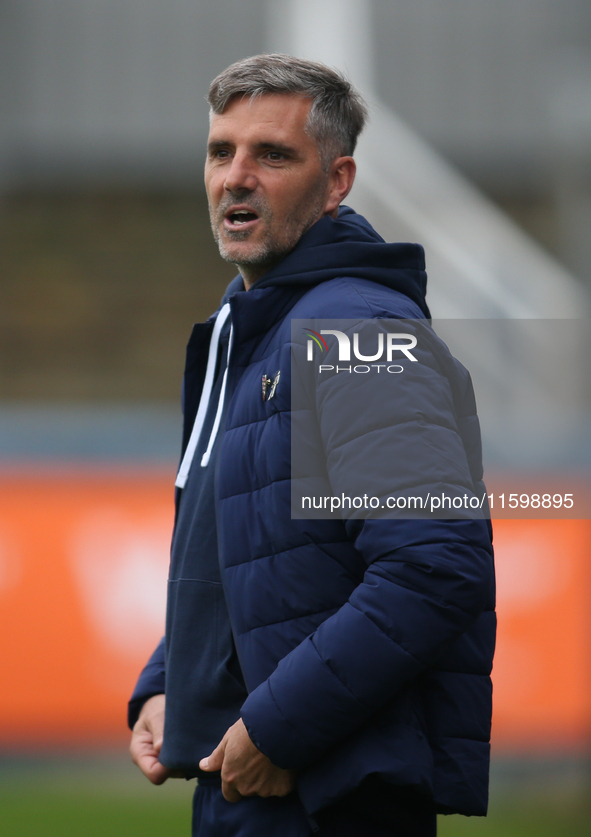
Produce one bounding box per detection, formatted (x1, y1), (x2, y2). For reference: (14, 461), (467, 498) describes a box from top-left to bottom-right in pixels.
(153, 729), (163, 755)
(199, 738), (225, 772)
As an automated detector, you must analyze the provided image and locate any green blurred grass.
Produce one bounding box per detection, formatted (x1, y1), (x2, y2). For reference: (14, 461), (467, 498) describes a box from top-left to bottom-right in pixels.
(0, 755), (589, 836)
(0, 756), (192, 837)
(438, 795), (590, 837)
(1, 792), (190, 837)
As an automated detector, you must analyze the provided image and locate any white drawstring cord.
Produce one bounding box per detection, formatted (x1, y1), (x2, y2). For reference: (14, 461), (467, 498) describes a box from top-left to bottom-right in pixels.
(175, 303), (231, 488)
(200, 323), (233, 468)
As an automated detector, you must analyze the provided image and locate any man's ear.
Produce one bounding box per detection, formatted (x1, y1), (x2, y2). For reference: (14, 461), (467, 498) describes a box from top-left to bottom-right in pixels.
(324, 157), (356, 218)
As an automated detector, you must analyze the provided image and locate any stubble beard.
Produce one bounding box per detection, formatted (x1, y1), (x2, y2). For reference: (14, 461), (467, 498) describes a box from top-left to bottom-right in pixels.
(209, 181), (329, 277)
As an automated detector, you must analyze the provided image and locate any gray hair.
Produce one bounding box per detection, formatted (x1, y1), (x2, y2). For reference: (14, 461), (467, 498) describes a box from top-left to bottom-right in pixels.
(207, 54), (368, 170)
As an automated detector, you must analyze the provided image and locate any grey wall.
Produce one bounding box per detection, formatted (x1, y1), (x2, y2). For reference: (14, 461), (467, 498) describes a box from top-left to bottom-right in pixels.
(372, 0), (591, 193)
(0, 0), (265, 187)
(2, 0), (591, 206)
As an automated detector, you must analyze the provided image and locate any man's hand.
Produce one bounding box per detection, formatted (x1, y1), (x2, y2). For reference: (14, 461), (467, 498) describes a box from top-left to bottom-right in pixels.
(199, 718), (296, 803)
(130, 694), (184, 785)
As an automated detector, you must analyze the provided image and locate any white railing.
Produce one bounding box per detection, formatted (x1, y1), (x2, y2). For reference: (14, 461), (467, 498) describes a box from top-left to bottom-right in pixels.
(351, 106), (585, 319)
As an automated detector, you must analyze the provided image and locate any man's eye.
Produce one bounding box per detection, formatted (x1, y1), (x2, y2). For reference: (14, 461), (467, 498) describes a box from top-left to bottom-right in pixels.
(267, 152), (285, 161)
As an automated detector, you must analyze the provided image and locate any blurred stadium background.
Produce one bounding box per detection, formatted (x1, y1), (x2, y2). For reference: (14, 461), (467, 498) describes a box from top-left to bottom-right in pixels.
(0, 1), (589, 834)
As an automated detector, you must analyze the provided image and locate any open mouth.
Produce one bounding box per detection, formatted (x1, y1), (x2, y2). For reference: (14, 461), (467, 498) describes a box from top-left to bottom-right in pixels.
(224, 208), (260, 229)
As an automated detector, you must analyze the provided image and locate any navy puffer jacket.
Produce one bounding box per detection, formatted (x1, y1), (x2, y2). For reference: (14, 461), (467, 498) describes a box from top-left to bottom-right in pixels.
(184, 208), (495, 816)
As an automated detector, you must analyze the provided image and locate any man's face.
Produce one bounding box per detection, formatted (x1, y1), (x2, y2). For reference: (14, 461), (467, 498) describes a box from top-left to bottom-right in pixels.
(205, 93), (331, 283)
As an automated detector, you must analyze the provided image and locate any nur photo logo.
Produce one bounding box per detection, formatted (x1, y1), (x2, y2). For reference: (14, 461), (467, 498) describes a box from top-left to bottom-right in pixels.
(303, 325), (418, 374)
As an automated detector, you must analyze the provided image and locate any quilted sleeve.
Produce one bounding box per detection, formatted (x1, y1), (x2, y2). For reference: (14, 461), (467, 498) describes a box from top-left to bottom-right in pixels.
(240, 319), (494, 770)
(128, 636), (166, 730)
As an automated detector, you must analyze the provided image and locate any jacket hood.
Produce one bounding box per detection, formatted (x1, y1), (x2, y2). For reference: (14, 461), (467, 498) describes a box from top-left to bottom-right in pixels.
(222, 206), (430, 318)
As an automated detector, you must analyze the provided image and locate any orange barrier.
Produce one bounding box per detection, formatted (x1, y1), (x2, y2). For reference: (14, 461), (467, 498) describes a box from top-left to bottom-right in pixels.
(0, 471), (588, 751)
(0, 469), (174, 748)
(492, 518), (591, 753)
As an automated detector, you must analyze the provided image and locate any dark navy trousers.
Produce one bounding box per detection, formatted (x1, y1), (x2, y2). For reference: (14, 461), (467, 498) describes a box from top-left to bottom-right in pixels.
(192, 776), (437, 837)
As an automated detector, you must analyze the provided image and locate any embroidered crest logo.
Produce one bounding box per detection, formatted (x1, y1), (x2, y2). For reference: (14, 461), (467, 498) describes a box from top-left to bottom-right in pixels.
(262, 370), (280, 401)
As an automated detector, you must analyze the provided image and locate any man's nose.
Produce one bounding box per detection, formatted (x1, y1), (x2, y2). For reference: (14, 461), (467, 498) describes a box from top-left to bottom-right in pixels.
(224, 153), (258, 194)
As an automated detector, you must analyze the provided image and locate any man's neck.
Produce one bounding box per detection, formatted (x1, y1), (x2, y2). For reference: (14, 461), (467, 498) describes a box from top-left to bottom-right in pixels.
(237, 258), (283, 291)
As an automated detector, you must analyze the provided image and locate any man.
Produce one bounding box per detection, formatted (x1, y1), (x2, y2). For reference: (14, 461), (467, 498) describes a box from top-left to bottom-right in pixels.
(129, 54), (495, 837)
